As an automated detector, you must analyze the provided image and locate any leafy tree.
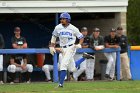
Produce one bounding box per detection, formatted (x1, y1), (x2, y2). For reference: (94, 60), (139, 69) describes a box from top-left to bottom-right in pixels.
(127, 0), (140, 45)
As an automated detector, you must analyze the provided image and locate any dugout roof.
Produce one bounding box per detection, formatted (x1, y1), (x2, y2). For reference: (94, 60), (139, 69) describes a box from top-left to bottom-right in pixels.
(0, 0), (128, 13)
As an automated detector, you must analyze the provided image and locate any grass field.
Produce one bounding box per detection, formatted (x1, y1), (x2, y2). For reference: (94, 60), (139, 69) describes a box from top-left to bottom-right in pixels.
(0, 81), (140, 93)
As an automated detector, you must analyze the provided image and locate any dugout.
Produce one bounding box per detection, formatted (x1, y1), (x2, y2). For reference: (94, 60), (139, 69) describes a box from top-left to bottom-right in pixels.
(0, 0), (128, 80)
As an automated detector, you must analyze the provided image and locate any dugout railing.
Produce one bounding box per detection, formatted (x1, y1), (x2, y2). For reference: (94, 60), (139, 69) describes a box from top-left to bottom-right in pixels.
(0, 48), (121, 83)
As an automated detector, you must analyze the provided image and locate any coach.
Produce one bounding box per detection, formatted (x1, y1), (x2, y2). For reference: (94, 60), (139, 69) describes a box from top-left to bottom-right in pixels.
(117, 27), (131, 81)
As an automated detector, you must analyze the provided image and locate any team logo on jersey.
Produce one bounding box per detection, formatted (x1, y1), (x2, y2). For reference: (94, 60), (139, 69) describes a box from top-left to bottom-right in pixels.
(59, 32), (72, 36)
(94, 40), (99, 46)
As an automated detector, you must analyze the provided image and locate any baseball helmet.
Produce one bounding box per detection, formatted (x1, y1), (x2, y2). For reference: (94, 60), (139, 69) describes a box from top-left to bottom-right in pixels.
(60, 12), (71, 22)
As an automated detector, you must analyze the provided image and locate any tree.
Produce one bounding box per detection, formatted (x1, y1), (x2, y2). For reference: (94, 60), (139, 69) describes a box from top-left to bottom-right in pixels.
(127, 0), (140, 45)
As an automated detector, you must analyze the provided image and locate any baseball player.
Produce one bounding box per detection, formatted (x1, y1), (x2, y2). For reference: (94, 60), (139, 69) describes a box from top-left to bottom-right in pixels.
(7, 27), (33, 84)
(42, 43), (67, 82)
(42, 54), (54, 82)
(73, 27), (90, 81)
(86, 28), (104, 81)
(117, 27), (131, 80)
(49, 12), (94, 87)
(104, 28), (120, 81)
(0, 33), (4, 84)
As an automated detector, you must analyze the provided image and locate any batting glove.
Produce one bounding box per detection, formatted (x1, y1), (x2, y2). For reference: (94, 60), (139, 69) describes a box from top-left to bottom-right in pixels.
(49, 47), (56, 55)
(75, 44), (82, 49)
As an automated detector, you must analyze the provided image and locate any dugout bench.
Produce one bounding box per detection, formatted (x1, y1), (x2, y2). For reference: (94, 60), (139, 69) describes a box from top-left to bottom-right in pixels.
(0, 48), (121, 83)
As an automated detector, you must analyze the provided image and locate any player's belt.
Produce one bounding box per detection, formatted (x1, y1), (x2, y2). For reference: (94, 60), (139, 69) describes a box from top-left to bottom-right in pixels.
(61, 44), (74, 48)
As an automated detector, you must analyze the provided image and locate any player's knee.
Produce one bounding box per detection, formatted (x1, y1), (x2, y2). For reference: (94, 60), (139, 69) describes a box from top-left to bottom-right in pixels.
(69, 68), (77, 72)
(109, 57), (114, 63)
(7, 65), (16, 73)
(61, 63), (68, 68)
(58, 66), (60, 71)
(42, 65), (49, 71)
(80, 68), (86, 71)
(27, 64), (33, 72)
(0, 65), (3, 71)
(60, 65), (68, 71)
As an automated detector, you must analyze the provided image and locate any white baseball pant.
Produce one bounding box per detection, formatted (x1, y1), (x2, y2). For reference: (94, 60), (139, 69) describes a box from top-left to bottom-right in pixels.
(42, 65), (53, 80)
(7, 59), (33, 73)
(104, 52), (116, 79)
(59, 45), (77, 72)
(42, 53), (67, 80)
(73, 54), (86, 81)
(86, 58), (95, 80)
(0, 55), (3, 71)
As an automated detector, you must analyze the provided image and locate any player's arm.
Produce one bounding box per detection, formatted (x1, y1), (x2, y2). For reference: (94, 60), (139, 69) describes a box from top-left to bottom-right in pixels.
(22, 42), (28, 48)
(114, 37), (120, 48)
(21, 58), (27, 70)
(105, 43), (119, 48)
(82, 45), (89, 48)
(20, 37), (28, 48)
(22, 38), (28, 48)
(104, 36), (117, 48)
(14, 43), (27, 49)
(55, 48), (62, 53)
(49, 27), (58, 55)
(75, 28), (84, 49)
(95, 37), (105, 50)
(49, 35), (57, 55)
(11, 37), (21, 49)
(79, 38), (84, 45)
(75, 37), (84, 49)
(12, 43), (19, 49)
(10, 58), (21, 67)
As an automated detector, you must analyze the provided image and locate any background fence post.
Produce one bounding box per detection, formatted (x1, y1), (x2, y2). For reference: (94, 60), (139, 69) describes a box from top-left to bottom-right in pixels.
(116, 48), (121, 80)
(53, 53), (59, 83)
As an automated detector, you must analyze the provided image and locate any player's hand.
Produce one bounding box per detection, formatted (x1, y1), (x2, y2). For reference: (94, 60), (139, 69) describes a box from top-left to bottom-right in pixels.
(49, 47), (56, 55)
(95, 47), (101, 51)
(114, 45), (119, 48)
(16, 46), (22, 49)
(21, 65), (27, 70)
(55, 48), (63, 53)
(94, 46), (104, 51)
(75, 44), (82, 49)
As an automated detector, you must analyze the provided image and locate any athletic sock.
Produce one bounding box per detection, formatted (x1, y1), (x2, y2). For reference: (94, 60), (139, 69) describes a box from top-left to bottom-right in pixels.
(10, 72), (15, 82)
(26, 72), (31, 81)
(0, 71), (2, 81)
(59, 70), (66, 85)
(75, 57), (85, 68)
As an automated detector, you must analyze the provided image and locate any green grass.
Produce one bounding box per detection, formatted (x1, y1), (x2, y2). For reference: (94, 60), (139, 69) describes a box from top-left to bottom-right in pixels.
(0, 81), (140, 93)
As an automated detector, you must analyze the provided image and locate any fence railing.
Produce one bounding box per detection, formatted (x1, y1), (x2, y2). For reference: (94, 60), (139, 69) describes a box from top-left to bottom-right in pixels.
(0, 48), (121, 82)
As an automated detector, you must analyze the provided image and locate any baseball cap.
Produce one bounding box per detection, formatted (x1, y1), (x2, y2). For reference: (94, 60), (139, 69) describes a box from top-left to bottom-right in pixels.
(117, 26), (123, 30)
(93, 28), (100, 32)
(81, 27), (88, 32)
(110, 28), (116, 32)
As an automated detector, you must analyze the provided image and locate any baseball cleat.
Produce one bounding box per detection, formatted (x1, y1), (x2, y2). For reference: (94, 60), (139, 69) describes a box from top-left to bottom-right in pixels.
(83, 53), (95, 59)
(105, 74), (113, 81)
(58, 84), (63, 88)
(45, 79), (52, 82)
(10, 82), (14, 84)
(105, 74), (112, 79)
(0, 81), (4, 84)
(26, 81), (31, 84)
